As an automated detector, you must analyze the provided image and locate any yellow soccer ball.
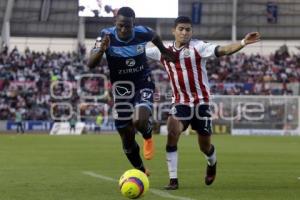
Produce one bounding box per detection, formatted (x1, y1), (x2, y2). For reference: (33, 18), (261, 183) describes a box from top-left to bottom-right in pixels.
(119, 169), (149, 199)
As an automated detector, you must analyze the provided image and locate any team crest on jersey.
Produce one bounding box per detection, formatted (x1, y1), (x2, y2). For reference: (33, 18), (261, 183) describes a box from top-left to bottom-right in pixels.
(183, 49), (190, 57)
(136, 45), (144, 54)
(125, 58), (136, 67)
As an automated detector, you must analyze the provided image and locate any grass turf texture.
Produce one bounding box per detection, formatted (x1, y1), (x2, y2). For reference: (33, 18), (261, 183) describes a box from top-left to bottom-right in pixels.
(0, 134), (299, 200)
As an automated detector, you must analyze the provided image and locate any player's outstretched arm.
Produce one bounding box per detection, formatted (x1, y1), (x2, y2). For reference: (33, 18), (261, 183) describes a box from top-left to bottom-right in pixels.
(151, 33), (175, 62)
(87, 34), (110, 68)
(216, 32), (261, 57)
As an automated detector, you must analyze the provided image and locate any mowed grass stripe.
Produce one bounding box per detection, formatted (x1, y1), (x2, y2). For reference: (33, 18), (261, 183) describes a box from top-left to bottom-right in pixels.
(0, 134), (299, 200)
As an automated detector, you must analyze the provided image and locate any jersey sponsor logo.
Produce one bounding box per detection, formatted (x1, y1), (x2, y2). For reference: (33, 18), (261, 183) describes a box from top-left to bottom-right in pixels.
(118, 65), (144, 75)
(125, 58), (136, 66)
(136, 45), (144, 54)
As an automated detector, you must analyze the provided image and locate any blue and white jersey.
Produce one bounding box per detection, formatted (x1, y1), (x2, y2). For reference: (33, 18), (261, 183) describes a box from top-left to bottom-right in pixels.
(96, 26), (154, 84)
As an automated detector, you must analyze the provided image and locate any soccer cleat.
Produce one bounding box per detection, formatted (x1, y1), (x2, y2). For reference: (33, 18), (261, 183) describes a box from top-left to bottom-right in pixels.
(164, 178), (179, 190)
(205, 162), (217, 185)
(143, 138), (154, 160)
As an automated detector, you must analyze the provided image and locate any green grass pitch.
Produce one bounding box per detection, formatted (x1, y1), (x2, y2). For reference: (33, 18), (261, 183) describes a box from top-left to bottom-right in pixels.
(0, 134), (299, 200)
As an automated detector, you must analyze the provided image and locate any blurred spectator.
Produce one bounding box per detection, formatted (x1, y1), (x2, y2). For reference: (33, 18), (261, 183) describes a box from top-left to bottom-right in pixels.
(15, 107), (24, 134)
(95, 112), (103, 133)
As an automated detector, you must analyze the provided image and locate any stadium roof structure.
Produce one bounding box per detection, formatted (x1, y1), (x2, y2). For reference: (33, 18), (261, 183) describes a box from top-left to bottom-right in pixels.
(1, 0), (300, 48)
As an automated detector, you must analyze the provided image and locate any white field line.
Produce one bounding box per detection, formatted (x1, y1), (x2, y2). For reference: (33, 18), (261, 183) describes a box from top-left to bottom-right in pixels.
(82, 171), (195, 200)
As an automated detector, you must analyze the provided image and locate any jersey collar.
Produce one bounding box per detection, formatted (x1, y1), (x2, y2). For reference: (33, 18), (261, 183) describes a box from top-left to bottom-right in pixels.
(172, 41), (190, 51)
(114, 27), (135, 43)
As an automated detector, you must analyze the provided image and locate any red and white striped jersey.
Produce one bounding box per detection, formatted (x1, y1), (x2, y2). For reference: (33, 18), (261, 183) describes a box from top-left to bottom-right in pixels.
(147, 39), (218, 105)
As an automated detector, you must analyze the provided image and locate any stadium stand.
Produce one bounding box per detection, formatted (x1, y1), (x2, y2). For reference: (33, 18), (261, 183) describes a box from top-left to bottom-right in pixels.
(0, 0), (300, 134)
(0, 45), (299, 121)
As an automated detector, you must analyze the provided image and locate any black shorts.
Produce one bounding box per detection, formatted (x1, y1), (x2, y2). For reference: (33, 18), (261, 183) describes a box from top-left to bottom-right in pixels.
(113, 81), (154, 129)
(169, 104), (212, 135)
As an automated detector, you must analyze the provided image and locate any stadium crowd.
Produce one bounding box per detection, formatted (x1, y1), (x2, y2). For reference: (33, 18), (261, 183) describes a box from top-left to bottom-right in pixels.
(208, 45), (300, 95)
(0, 45), (299, 120)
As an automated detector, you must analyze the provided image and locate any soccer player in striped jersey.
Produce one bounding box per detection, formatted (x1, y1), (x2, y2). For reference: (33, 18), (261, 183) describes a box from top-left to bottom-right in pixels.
(147, 16), (260, 189)
(88, 7), (174, 175)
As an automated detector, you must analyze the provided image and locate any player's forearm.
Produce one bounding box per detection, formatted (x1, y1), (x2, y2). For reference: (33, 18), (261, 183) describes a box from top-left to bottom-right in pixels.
(217, 40), (245, 56)
(151, 33), (175, 62)
(151, 33), (167, 52)
(87, 49), (105, 68)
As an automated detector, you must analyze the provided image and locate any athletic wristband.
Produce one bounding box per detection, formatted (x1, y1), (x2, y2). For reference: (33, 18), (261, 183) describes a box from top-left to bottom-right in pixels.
(241, 39), (246, 47)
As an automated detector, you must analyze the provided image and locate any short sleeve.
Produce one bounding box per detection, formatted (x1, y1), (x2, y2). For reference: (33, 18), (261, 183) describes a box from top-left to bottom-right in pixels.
(135, 26), (155, 42)
(146, 47), (161, 61)
(96, 27), (114, 40)
(194, 40), (218, 58)
(97, 29), (111, 41)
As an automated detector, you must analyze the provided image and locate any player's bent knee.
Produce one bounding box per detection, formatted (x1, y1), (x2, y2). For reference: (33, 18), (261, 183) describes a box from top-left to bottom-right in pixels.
(167, 127), (181, 138)
(123, 141), (139, 154)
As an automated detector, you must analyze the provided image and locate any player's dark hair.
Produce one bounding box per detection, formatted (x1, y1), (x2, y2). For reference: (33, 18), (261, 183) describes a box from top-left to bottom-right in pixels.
(174, 16), (192, 27)
(117, 7), (135, 18)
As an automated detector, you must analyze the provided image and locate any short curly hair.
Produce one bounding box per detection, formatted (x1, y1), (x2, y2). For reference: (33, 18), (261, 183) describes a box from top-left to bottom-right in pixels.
(116, 7), (135, 18)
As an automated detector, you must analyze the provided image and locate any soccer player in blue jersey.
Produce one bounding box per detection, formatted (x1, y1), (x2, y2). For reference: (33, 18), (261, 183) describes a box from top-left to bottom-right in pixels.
(88, 7), (174, 174)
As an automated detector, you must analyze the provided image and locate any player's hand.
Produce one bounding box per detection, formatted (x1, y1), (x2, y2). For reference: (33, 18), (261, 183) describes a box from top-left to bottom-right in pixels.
(243, 32), (261, 45)
(99, 34), (110, 52)
(161, 48), (176, 63)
